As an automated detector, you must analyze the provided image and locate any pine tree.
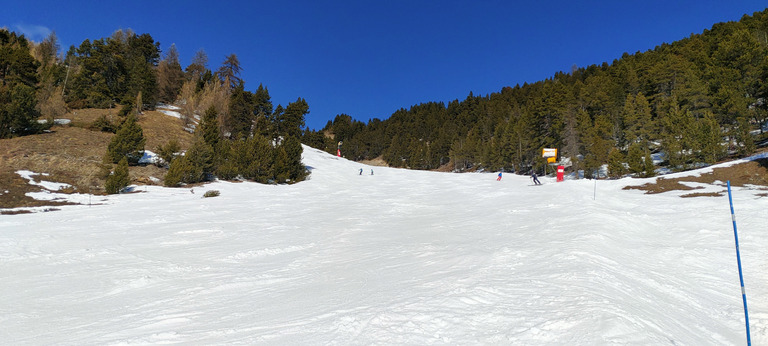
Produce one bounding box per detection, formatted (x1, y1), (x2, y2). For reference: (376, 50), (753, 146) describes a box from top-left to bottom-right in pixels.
(155, 139), (180, 167)
(282, 135), (306, 182)
(406, 139), (428, 169)
(214, 140), (238, 180)
(227, 81), (254, 139)
(185, 49), (209, 85)
(626, 143), (645, 175)
(734, 116), (755, 157)
(642, 149), (656, 178)
(280, 98), (309, 138)
(0, 29), (44, 138)
(105, 157), (130, 194)
(199, 106), (221, 148)
(187, 137), (215, 182)
(165, 137), (214, 186)
(124, 33), (160, 107)
(253, 84), (274, 136)
(583, 113), (614, 178)
(248, 134), (274, 183)
(622, 92), (652, 147)
(272, 146), (289, 183)
(217, 53), (242, 90)
(105, 115), (145, 164)
(607, 148), (626, 178)
(164, 155), (190, 187)
(698, 111), (724, 164)
(157, 43), (184, 103)
(560, 108), (581, 170)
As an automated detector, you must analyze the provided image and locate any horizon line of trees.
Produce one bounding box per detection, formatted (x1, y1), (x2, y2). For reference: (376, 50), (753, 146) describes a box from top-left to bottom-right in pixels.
(303, 8), (768, 178)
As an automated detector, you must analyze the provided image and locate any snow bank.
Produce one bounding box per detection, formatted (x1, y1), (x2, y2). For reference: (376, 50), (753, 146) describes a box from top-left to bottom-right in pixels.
(158, 109), (182, 119)
(16, 170), (72, 191)
(139, 150), (160, 165)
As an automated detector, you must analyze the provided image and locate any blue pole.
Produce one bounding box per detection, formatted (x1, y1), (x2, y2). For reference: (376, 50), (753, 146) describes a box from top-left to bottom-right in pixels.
(727, 180), (751, 345)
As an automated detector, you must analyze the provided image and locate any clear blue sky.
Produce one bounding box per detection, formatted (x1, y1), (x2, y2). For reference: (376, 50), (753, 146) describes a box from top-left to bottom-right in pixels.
(3, 1), (767, 130)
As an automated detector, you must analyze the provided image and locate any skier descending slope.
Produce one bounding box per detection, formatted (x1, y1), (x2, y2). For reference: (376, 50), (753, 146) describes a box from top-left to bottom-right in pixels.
(531, 171), (542, 185)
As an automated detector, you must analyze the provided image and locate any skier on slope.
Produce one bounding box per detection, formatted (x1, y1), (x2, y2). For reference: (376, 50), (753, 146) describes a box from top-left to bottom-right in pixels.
(531, 170), (542, 185)
(497, 171), (502, 181)
(359, 168), (363, 175)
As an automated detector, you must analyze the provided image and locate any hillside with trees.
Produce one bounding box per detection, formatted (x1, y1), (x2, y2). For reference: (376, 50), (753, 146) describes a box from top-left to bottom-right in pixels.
(2, 9), (768, 205)
(1, 27), (308, 202)
(305, 9), (768, 178)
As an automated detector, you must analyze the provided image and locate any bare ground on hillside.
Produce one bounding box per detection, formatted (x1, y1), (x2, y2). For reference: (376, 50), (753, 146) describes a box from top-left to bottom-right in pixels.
(0, 108), (193, 209)
(624, 158), (768, 197)
(359, 156), (388, 167)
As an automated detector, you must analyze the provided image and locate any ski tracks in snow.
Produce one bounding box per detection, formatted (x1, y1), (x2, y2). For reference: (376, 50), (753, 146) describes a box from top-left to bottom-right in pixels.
(1, 146), (766, 344)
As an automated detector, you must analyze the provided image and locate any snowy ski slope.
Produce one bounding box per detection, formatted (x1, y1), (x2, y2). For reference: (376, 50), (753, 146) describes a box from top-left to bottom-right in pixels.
(1, 146), (766, 344)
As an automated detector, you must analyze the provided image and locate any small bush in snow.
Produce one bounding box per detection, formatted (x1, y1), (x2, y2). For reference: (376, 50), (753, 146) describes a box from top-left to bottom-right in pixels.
(203, 190), (220, 198)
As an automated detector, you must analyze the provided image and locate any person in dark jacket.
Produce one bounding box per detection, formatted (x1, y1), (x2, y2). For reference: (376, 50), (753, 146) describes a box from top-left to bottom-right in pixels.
(531, 171), (541, 185)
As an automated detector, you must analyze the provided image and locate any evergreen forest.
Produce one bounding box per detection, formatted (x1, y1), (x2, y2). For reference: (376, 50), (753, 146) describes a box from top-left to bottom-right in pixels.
(303, 9), (768, 178)
(1, 28), (308, 189)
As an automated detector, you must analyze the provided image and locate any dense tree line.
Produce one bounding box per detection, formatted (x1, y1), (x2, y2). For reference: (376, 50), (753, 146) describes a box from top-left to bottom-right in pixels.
(63, 29), (161, 110)
(0, 27), (308, 187)
(306, 9), (768, 177)
(0, 30), (50, 137)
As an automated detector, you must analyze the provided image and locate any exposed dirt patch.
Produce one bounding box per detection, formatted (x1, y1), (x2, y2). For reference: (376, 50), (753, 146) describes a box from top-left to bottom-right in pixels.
(359, 156), (388, 167)
(626, 180), (703, 194)
(680, 191), (727, 198)
(0, 172), (80, 209)
(138, 110), (194, 152)
(624, 158), (768, 196)
(0, 108), (193, 209)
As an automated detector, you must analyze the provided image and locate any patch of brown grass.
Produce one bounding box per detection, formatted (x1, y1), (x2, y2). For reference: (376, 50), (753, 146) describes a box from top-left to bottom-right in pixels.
(67, 107), (119, 127)
(359, 156), (388, 167)
(624, 158), (768, 196)
(680, 191), (726, 198)
(624, 179), (702, 194)
(0, 172), (75, 209)
(0, 108), (193, 209)
(139, 110), (194, 152)
(1, 209), (33, 215)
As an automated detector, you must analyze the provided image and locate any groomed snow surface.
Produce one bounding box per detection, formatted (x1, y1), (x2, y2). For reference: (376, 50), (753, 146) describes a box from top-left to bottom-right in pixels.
(1, 146), (766, 344)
